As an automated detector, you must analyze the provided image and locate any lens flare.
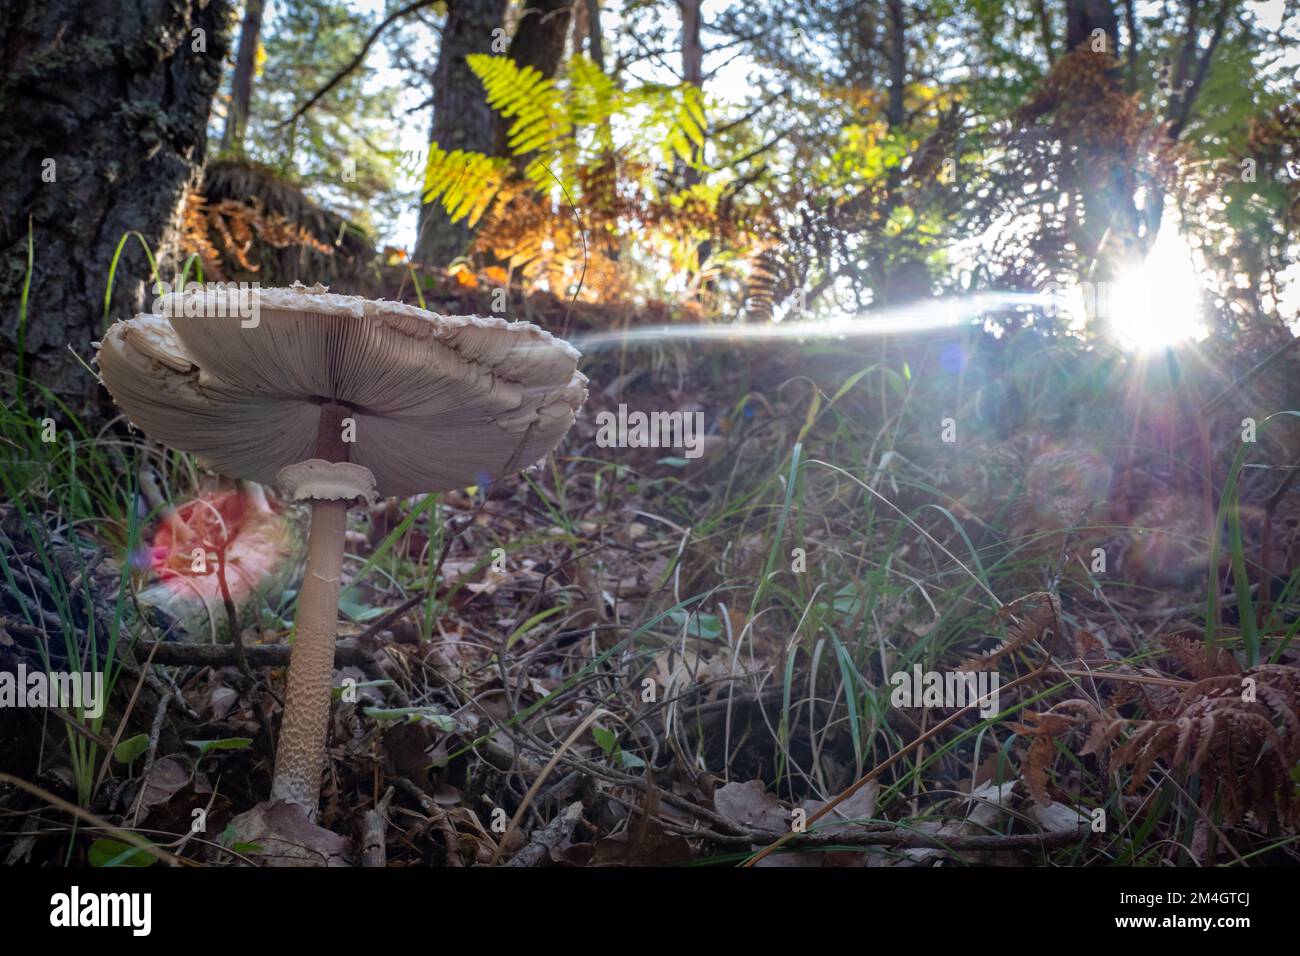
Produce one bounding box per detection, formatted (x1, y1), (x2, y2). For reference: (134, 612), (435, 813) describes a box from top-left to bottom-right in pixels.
(573, 292), (1051, 351)
(1108, 223), (1207, 353)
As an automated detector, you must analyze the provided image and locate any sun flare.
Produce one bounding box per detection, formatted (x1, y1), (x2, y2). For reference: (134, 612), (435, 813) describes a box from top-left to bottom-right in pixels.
(1109, 221), (1208, 353)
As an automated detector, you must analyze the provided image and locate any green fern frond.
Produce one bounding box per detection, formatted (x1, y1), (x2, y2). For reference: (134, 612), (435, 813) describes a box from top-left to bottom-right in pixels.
(468, 53), (571, 158)
(421, 147), (509, 225)
(423, 56), (716, 231)
(679, 84), (707, 147)
(566, 55), (621, 133)
(628, 81), (710, 169)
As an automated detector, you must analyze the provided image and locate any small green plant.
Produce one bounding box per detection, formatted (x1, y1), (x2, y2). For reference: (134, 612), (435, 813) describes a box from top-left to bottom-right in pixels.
(593, 725), (645, 769)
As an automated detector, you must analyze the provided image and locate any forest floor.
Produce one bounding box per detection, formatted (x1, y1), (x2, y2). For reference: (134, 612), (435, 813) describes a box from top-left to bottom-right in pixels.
(2, 283), (1300, 867)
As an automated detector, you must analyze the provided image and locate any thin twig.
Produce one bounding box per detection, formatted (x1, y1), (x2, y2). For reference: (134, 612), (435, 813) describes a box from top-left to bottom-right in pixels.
(214, 533), (252, 679)
(278, 0), (437, 128)
(0, 773), (188, 867)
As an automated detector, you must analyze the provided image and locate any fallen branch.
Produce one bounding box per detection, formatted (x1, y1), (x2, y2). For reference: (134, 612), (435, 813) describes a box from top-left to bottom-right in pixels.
(504, 801), (585, 867)
(132, 639), (375, 668)
(131, 691), (174, 828)
(360, 787), (395, 867)
(394, 776), (465, 867)
(680, 822), (1087, 852)
(489, 707), (611, 866)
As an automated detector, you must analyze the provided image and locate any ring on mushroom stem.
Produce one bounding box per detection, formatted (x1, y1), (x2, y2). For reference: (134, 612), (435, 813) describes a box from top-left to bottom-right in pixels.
(96, 282), (587, 842)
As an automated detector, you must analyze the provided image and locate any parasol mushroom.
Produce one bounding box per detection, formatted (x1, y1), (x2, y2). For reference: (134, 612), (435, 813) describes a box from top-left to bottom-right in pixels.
(97, 282), (586, 823)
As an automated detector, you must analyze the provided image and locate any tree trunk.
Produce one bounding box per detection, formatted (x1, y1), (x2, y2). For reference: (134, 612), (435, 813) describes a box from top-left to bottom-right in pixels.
(507, 0), (574, 79)
(585, 0), (605, 72)
(1066, 0), (1119, 53)
(677, 0), (704, 193)
(415, 0), (574, 268)
(1122, 0), (1137, 88)
(221, 0), (267, 156)
(876, 0), (925, 305)
(493, 0), (575, 153)
(885, 0), (906, 128)
(0, 0), (232, 411)
(1035, 0), (1056, 64)
(571, 0), (589, 62)
(414, 0), (507, 269)
(677, 0), (707, 275)
(1062, 0), (1130, 274)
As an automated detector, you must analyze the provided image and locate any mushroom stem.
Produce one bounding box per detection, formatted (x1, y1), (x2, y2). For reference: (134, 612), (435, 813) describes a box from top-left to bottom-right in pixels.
(270, 402), (351, 815)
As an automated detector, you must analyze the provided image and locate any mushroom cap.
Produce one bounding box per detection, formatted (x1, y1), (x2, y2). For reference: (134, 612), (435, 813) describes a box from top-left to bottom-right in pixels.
(97, 284), (587, 498)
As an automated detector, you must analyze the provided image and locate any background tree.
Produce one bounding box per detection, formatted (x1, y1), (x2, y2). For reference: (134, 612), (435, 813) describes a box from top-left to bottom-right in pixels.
(239, 0), (405, 237)
(414, 0), (578, 268)
(414, 0), (509, 267)
(221, 0), (268, 155)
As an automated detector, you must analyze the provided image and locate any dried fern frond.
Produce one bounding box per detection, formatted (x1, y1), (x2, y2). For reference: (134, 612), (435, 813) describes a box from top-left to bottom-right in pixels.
(181, 192), (225, 279)
(181, 169), (342, 283)
(1160, 634), (1241, 681)
(1012, 664), (1300, 828)
(1007, 710), (1081, 805)
(958, 591), (1060, 672)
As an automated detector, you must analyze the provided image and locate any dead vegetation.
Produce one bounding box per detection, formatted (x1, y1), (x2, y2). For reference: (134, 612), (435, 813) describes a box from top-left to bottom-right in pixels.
(181, 159), (378, 289)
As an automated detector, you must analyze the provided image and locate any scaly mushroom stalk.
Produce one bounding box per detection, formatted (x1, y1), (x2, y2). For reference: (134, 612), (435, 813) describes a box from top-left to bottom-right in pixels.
(270, 402), (350, 813)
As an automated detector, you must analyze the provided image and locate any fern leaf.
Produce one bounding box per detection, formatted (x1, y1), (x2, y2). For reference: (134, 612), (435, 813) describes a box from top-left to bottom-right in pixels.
(468, 54), (571, 160)
(422, 147), (508, 226)
(958, 591), (1059, 671)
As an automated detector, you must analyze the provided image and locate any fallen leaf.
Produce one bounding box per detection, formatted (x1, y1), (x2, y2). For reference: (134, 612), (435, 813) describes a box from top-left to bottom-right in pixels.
(714, 780), (788, 832)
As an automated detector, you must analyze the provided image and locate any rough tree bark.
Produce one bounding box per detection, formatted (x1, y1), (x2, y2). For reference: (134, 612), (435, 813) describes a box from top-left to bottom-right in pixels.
(0, 0), (232, 412)
(507, 0), (575, 79)
(493, 0), (575, 154)
(221, 0), (267, 155)
(414, 0), (507, 269)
